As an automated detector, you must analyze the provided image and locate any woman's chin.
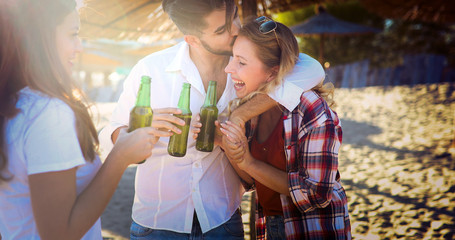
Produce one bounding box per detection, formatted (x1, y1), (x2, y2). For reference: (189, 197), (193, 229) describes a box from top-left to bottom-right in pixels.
(235, 91), (246, 99)
(234, 85), (247, 98)
(64, 64), (73, 76)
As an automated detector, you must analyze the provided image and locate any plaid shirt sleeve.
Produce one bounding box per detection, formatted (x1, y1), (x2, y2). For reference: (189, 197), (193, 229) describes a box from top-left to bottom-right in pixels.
(285, 91), (342, 213)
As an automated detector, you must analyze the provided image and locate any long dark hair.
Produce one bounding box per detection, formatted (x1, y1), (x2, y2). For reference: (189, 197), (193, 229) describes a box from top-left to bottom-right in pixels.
(0, 0), (99, 182)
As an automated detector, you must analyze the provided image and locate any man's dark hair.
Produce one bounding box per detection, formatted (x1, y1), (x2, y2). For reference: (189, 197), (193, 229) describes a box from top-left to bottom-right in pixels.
(162, 0), (235, 36)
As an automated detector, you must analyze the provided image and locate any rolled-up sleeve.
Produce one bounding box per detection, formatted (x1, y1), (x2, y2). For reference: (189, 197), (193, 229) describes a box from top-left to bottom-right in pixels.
(288, 121), (341, 213)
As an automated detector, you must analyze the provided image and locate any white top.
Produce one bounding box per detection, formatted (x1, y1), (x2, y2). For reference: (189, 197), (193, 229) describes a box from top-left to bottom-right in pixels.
(0, 88), (102, 240)
(98, 41), (324, 233)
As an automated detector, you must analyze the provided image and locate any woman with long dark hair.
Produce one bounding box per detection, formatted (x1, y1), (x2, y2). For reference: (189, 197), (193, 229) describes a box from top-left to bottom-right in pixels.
(0, 0), (172, 239)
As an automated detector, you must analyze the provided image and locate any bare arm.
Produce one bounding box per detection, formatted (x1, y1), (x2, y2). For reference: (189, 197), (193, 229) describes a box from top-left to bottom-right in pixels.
(226, 53), (324, 128)
(240, 152), (289, 196)
(229, 93), (276, 127)
(30, 107), (187, 239)
(220, 121), (289, 195)
(29, 127), (169, 239)
(29, 155), (125, 240)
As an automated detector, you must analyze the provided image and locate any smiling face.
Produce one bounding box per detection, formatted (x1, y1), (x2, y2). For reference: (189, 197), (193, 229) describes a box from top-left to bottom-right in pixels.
(55, 10), (82, 75)
(225, 36), (274, 98)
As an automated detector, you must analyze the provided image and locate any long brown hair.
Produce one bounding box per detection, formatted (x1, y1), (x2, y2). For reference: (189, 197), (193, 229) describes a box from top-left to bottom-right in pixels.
(234, 17), (335, 108)
(0, 0), (99, 182)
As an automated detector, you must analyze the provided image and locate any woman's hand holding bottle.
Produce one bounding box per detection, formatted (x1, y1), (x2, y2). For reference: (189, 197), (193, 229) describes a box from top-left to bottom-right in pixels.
(110, 127), (168, 166)
(110, 108), (184, 166)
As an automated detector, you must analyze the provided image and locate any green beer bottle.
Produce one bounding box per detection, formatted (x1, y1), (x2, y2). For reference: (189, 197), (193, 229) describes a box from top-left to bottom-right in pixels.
(128, 75), (153, 164)
(196, 81), (218, 152)
(167, 83), (192, 157)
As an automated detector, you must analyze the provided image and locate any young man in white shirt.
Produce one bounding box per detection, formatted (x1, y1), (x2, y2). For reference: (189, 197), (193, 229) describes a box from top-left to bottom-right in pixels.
(99, 0), (325, 239)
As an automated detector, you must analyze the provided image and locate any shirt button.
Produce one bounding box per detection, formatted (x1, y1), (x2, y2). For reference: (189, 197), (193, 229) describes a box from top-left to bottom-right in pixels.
(287, 145), (292, 149)
(283, 115), (288, 120)
(194, 163), (199, 168)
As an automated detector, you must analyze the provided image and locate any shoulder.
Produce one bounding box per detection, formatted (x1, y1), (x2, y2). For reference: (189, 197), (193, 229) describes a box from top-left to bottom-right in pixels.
(299, 90), (324, 113)
(7, 89), (77, 152)
(17, 88), (75, 124)
(294, 90), (339, 127)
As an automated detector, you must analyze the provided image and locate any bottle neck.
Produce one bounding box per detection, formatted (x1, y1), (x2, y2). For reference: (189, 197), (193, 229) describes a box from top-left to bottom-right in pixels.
(178, 86), (191, 113)
(203, 82), (217, 106)
(136, 82), (150, 107)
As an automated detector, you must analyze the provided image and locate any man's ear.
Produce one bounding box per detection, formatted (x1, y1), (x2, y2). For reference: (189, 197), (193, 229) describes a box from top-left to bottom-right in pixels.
(266, 65), (280, 82)
(184, 35), (200, 48)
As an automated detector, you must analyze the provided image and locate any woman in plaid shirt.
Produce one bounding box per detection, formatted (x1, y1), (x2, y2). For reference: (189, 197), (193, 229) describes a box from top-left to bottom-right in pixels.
(219, 17), (351, 239)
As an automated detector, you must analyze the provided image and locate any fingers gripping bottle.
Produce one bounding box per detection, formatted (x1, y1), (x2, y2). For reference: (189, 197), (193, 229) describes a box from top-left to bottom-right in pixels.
(168, 83), (192, 157)
(128, 75), (153, 164)
(196, 81), (218, 152)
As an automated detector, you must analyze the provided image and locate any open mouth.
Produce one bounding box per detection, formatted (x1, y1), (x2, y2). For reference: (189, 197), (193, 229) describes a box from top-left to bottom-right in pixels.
(233, 79), (245, 90)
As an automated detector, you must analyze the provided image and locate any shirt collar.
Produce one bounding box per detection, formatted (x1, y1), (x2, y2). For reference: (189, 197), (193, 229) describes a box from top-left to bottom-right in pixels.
(165, 41), (192, 73)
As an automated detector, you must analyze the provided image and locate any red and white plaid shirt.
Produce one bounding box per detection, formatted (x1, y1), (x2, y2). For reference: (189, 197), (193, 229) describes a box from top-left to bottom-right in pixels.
(247, 90), (351, 240)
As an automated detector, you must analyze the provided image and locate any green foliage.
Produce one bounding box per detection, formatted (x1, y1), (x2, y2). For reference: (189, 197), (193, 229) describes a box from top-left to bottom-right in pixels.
(273, 6), (315, 26)
(273, 0), (455, 68)
(371, 20), (455, 68)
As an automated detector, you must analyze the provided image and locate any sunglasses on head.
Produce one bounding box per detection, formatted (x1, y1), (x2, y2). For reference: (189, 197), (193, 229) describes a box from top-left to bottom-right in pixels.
(255, 16), (277, 34)
(254, 16), (279, 45)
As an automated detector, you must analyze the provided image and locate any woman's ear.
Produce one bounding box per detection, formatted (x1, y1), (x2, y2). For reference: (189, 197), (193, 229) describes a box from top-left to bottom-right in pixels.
(266, 65), (280, 83)
(184, 35), (200, 48)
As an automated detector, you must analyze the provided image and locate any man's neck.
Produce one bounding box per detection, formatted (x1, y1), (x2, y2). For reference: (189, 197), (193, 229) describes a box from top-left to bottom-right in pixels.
(189, 46), (230, 99)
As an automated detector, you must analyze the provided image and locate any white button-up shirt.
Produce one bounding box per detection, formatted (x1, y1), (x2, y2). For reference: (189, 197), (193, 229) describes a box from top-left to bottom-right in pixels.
(99, 41), (324, 233)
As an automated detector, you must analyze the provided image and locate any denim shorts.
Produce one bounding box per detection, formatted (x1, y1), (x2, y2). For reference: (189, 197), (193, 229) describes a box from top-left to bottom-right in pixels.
(130, 210), (244, 240)
(266, 215), (286, 240)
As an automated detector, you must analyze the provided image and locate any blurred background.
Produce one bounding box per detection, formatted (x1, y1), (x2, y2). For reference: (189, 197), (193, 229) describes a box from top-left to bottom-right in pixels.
(75, 0), (455, 239)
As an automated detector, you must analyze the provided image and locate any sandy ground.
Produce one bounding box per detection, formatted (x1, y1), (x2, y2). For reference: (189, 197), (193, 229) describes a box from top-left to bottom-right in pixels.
(93, 82), (455, 240)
